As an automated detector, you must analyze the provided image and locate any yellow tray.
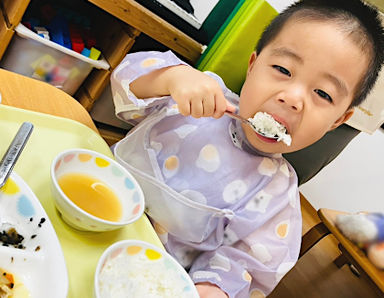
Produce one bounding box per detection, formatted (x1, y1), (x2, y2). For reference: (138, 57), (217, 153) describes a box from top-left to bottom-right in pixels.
(0, 104), (162, 297)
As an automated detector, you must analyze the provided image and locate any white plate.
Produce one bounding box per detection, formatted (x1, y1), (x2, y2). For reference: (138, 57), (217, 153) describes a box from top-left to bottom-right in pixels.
(95, 239), (199, 298)
(0, 172), (68, 297)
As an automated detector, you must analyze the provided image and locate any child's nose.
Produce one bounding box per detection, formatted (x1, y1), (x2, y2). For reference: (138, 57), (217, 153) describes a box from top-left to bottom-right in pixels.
(277, 98), (304, 112)
(277, 88), (304, 112)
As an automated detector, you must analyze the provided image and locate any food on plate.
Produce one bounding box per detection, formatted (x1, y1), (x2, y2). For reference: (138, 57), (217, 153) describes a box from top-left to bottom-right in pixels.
(0, 268), (29, 298)
(0, 268), (13, 298)
(248, 112), (292, 146)
(98, 245), (197, 298)
(0, 227), (25, 249)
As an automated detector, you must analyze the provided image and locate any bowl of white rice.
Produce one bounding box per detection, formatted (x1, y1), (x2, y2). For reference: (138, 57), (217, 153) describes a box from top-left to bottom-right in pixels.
(94, 240), (199, 298)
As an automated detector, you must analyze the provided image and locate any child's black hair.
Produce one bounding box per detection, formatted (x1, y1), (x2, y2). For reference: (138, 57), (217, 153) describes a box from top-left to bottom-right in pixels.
(256, 0), (384, 107)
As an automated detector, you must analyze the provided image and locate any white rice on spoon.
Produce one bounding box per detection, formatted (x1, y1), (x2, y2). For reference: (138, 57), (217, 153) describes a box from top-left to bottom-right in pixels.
(248, 112), (292, 146)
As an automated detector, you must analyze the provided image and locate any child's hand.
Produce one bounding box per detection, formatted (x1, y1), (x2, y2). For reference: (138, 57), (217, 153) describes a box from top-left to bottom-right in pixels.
(165, 65), (236, 119)
(195, 282), (228, 298)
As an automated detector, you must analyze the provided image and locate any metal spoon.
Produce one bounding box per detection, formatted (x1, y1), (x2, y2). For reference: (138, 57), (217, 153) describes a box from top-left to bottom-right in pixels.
(0, 122), (34, 188)
(224, 111), (279, 139)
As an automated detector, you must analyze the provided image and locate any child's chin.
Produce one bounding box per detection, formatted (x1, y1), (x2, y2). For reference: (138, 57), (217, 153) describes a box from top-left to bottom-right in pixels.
(249, 140), (287, 154)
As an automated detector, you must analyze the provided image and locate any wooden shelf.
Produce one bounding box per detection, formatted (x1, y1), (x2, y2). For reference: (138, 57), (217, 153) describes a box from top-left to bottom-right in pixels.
(0, 0), (30, 59)
(88, 0), (204, 64)
(1, 0), (30, 29)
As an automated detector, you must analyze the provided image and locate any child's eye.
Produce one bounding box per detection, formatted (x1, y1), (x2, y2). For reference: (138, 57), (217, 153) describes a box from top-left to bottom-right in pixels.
(314, 89), (333, 103)
(272, 65), (291, 77)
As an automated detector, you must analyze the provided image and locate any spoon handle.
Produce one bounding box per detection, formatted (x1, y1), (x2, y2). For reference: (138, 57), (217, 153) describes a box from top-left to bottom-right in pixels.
(224, 111), (250, 124)
(0, 122), (34, 188)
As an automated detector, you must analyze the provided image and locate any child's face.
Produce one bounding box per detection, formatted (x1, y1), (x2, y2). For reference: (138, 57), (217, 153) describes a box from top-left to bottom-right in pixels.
(239, 18), (368, 153)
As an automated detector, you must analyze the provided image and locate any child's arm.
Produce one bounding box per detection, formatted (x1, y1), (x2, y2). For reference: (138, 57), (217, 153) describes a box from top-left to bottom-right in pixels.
(195, 282), (228, 297)
(111, 51), (236, 125)
(130, 64), (235, 119)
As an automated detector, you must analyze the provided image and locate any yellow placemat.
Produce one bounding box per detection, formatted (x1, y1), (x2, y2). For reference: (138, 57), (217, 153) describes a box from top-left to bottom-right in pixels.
(0, 104), (162, 297)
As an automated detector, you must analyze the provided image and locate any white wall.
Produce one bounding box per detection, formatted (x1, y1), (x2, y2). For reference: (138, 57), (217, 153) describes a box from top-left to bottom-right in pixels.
(300, 129), (384, 213)
(266, 0), (296, 12)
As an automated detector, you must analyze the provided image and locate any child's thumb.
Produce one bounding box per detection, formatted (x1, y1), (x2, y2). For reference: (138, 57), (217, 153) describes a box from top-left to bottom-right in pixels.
(225, 101), (237, 113)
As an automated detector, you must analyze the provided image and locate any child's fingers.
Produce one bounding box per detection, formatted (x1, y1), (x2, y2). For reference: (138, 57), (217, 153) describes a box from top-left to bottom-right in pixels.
(213, 94), (235, 119)
(226, 101), (237, 113)
(203, 94), (215, 117)
(176, 99), (191, 116)
(190, 99), (204, 118)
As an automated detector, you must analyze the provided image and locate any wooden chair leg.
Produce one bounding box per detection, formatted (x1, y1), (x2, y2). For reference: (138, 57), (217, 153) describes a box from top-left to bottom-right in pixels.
(299, 222), (330, 258)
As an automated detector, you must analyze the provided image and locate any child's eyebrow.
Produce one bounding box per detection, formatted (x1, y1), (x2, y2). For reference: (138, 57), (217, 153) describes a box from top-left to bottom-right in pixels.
(322, 72), (348, 97)
(271, 47), (303, 63)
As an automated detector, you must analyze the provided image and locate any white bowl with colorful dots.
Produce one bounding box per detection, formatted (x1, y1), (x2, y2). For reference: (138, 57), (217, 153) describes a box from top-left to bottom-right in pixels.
(94, 240), (199, 298)
(50, 148), (145, 232)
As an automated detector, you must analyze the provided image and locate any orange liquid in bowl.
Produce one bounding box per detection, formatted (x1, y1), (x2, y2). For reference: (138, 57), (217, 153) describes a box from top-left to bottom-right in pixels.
(58, 173), (122, 222)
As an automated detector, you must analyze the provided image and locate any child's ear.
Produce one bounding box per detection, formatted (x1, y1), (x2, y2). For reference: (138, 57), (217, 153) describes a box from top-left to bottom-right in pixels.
(329, 108), (354, 130)
(247, 51), (258, 77)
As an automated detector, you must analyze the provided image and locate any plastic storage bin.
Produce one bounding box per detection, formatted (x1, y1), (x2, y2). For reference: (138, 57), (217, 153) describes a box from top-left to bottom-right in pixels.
(0, 24), (110, 95)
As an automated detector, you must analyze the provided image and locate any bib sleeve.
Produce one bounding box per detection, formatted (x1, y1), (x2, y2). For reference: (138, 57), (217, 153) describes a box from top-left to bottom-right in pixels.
(110, 50), (189, 125)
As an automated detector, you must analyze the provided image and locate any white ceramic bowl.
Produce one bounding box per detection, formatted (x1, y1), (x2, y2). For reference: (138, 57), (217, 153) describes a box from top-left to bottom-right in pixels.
(50, 148), (145, 232)
(94, 240), (199, 298)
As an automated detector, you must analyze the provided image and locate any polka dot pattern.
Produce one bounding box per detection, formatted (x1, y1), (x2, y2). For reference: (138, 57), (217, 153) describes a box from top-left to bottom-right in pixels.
(275, 220), (290, 239)
(250, 243), (272, 264)
(196, 144), (220, 172)
(209, 253), (231, 272)
(275, 262), (295, 282)
(1, 178), (20, 195)
(250, 288), (266, 298)
(17, 195), (35, 217)
(125, 178), (135, 189)
(126, 246), (142, 255)
(258, 157), (278, 176)
(95, 157), (110, 167)
(145, 248), (162, 260)
(242, 270), (252, 283)
(245, 190), (272, 213)
(78, 153), (92, 162)
(0, 178), (35, 218)
(222, 180), (247, 203)
(192, 271), (222, 282)
(140, 58), (164, 68)
(174, 124), (198, 139)
(163, 155), (179, 178)
(153, 222), (169, 244)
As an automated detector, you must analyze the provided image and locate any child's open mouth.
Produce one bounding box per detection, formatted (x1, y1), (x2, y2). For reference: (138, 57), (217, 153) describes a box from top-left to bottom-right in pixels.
(248, 112), (292, 146)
